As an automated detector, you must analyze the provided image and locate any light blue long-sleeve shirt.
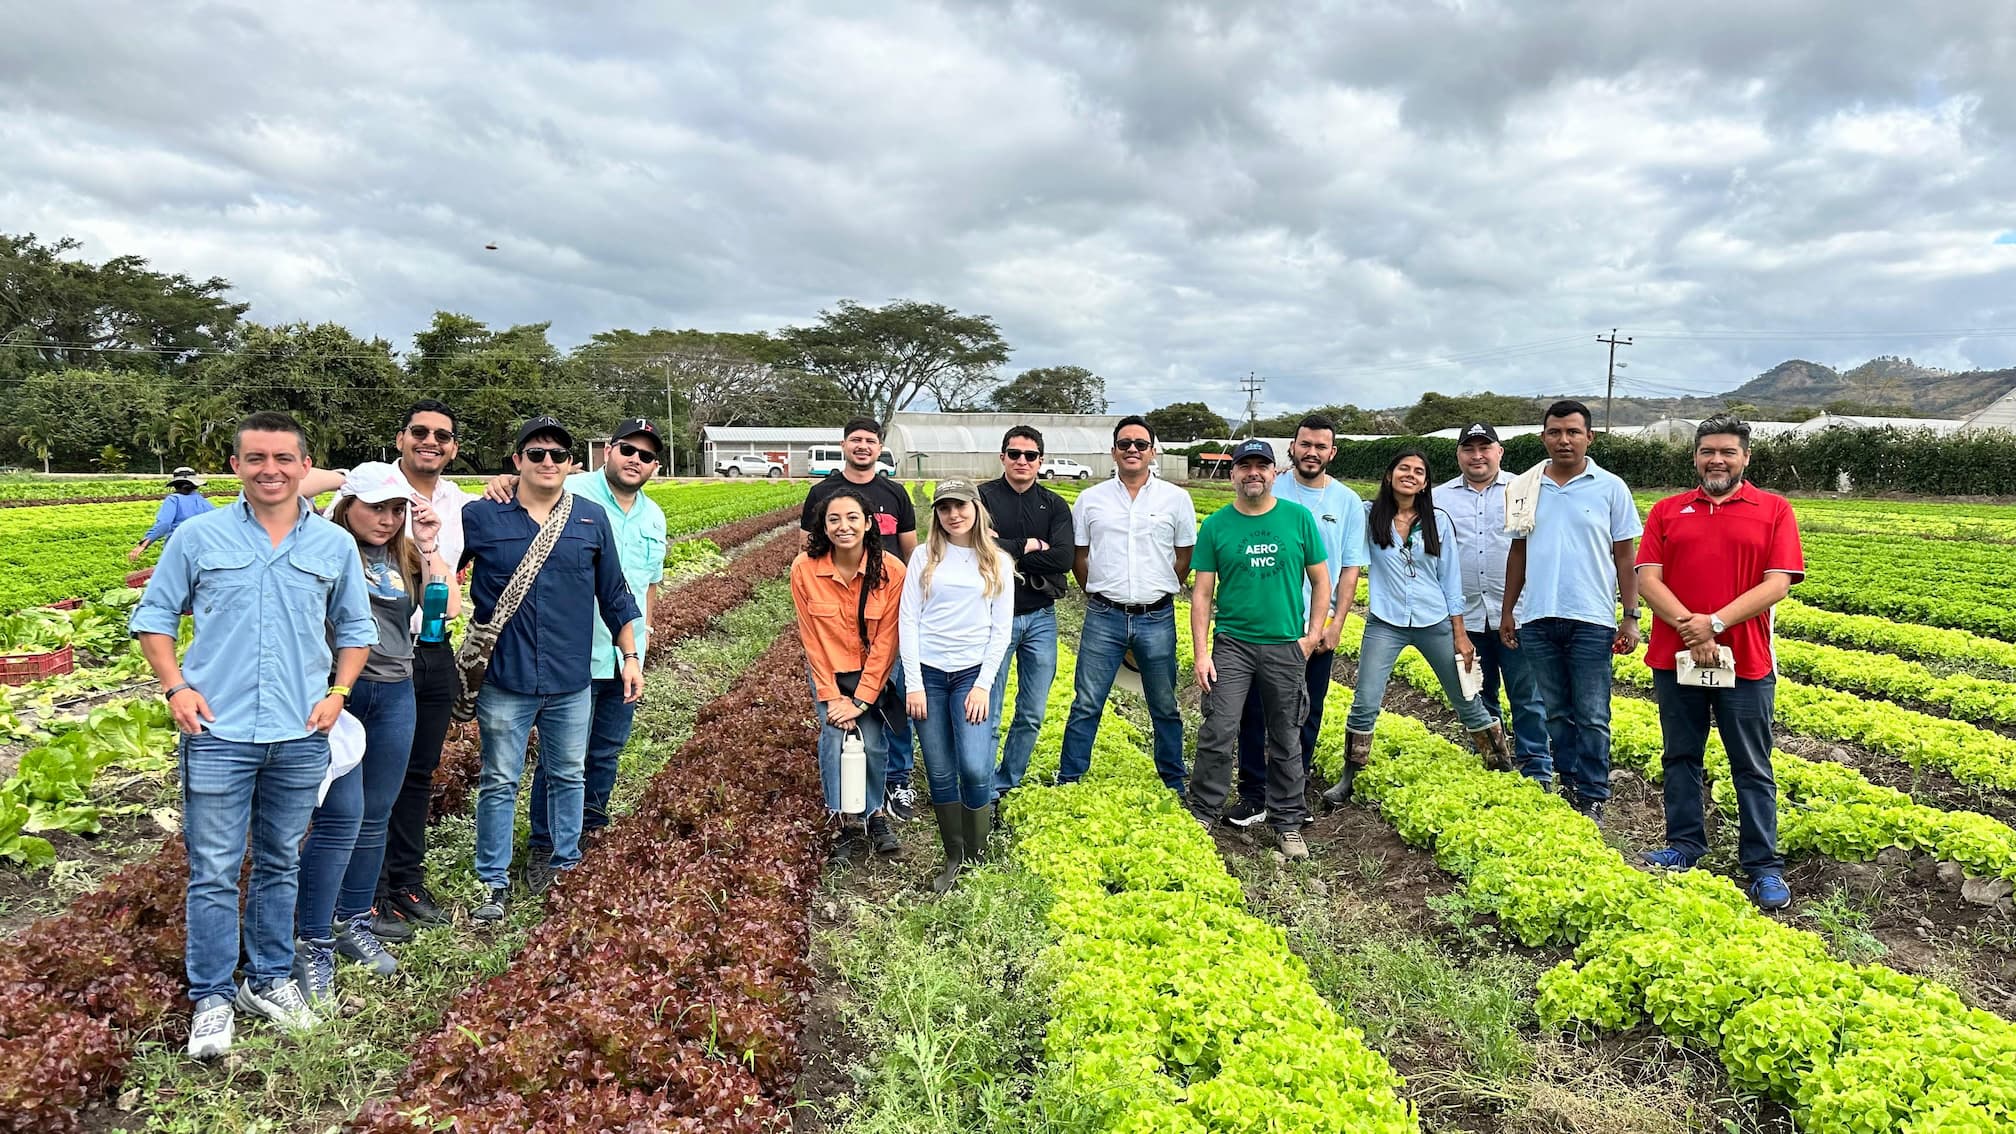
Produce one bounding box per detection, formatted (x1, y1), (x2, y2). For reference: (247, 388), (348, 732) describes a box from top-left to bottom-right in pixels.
(1362, 504), (1466, 628)
(142, 491), (216, 544)
(130, 496), (377, 743)
(1439, 470), (1513, 631)
(566, 470), (666, 680)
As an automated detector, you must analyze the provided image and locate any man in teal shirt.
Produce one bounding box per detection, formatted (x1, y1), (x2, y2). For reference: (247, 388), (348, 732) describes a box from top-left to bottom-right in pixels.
(1184, 439), (1331, 860)
(490, 418), (667, 881)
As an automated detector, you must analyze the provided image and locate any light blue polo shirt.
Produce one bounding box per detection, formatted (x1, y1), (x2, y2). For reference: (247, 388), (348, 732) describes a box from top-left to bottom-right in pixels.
(566, 470), (667, 679)
(1512, 456), (1642, 627)
(1273, 476), (1367, 616)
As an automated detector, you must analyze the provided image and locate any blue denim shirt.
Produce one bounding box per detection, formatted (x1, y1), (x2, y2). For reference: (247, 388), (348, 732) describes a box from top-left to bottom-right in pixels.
(142, 491), (217, 543)
(460, 493), (642, 696)
(130, 497), (377, 743)
(1362, 505), (1466, 628)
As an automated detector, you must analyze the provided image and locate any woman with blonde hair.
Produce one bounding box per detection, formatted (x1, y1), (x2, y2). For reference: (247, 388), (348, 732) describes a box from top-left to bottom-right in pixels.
(900, 479), (1014, 892)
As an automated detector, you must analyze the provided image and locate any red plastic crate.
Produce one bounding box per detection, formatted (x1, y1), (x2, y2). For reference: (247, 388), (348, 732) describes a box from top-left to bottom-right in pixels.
(45, 598), (83, 611)
(0, 645), (74, 686)
(126, 568), (154, 588)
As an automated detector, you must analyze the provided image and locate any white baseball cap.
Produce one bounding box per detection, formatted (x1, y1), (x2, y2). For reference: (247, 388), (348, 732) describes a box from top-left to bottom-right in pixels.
(337, 462), (412, 505)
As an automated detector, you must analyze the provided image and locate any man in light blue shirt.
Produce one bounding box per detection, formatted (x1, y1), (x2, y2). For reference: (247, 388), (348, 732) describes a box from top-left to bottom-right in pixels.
(1440, 423), (1552, 787)
(1500, 400), (1643, 824)
(132, 411), (376, 1059)
(489, 419), (667, 880)
(129, 467), (216, 562)
(1224, 415), (1367, 827)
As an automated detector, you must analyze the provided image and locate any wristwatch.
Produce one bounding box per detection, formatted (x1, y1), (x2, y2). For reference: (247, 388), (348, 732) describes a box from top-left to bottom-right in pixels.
(1709, 614), (1727, 635)
(851, 697), (870, 712)
(622, 651), (641, 662)
(1622, 606), (1642, 619)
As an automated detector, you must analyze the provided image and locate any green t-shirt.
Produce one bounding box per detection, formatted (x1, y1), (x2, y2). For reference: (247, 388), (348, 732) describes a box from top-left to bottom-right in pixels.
(1193, 499), (1327, 643)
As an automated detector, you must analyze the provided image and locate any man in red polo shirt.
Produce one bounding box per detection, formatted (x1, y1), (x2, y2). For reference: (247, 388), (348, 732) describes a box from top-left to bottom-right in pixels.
(1633, 414), (1805, 911)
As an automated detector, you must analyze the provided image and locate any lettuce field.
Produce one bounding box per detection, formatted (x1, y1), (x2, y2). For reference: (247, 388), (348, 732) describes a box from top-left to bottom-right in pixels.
(1, 476), (2013, 1132)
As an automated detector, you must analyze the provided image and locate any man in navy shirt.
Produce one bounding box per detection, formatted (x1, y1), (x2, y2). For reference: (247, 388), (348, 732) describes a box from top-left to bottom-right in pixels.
(460, 417), (642, 921)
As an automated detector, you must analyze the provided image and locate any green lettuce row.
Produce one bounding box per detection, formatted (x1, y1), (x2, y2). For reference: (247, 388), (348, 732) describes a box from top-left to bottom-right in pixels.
(1611, 651), (2016, 791)
(1775, 598), (2016, 675)
(1773, 638), (2016, 726)
(1790, 576), (2016, 644)
(1009, 647), (1418, 1133)
(1309, 669), (2016, 1131)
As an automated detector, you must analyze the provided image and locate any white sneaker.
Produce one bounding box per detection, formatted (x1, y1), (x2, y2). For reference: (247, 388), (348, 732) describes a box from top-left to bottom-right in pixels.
(186, 994), (235, 1059)
(235, 978), (322, 1032)
(1276, 828), (1309, 862)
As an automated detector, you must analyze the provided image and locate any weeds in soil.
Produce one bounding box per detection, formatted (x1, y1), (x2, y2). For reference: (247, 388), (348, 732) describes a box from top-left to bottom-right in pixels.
(107, 580), (796, 1133)
(1796, 887), (1889, 965)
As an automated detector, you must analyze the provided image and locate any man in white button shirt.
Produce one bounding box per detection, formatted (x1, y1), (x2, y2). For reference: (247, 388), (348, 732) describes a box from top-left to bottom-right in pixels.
(1441, 422), (1550, 786)
(1057, 416), (1197, 791)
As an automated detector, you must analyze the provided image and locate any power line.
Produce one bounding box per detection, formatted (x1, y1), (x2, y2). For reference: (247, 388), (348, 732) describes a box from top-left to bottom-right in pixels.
(1238, 371), (1264, 437)
(1598, 328), (1632, 433)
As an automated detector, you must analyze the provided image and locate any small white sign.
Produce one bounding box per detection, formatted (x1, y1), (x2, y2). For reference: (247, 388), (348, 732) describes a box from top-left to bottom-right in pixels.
(1675, 647), (1737, 688)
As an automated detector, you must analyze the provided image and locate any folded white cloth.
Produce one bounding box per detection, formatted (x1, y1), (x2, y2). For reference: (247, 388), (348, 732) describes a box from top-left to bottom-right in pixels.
(317, 710), (365, 806)
(1503, 459), (1550, 536)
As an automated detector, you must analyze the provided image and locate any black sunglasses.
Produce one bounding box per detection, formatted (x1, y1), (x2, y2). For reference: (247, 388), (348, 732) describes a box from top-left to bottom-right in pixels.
(1002, 447), (1042, 462)
(405, 425), (456, 443)
(614, 441), (659, 463)
(519, 446), (570, 464)
(1114, 438), (1152, 452)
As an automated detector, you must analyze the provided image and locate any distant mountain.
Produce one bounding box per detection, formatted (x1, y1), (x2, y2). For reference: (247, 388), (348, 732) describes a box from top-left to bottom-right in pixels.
(1721, 356), (2016, 418)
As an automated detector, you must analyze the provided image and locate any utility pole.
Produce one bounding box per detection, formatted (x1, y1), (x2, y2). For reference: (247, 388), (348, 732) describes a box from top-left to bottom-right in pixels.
(1239, 371), (1264, 438)
(1598, 329), (1632, 433)
(662, 358), (678, 477)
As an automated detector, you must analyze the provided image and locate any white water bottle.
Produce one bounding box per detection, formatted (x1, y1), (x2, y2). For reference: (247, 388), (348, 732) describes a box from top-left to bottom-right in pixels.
(840, 730), (868, 814)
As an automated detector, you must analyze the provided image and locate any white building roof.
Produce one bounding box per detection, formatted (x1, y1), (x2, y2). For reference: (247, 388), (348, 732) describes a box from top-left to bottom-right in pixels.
(1422, 424), (1547, 440)
(1791, 413), (1966, 435)
(886, 411), (1121, 455)
(1964, 386), (2016, 431)
(701, 426), (843, 445)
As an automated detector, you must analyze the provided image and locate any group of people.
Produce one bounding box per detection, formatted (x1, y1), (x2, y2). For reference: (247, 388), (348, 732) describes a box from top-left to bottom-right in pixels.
(133, 395), (1803, 1062)
(132, 404), (665, 1059)
(791, 404), (1804, 915)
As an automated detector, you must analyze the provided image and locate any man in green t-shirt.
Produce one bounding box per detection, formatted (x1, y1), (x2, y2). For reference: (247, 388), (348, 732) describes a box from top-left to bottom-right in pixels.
(1185, 439), (1332, 859)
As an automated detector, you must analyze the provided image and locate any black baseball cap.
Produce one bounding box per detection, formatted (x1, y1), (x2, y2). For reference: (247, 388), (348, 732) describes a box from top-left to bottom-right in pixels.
(515, 415), (573, 451)
(1458, 422), (1500, 445)
(610, 418), (662, 449)
(1231, 438), (1276, 465)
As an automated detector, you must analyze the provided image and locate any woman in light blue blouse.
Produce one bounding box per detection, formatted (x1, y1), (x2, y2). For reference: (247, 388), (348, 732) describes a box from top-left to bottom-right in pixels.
(1324, 449), (1509, 807)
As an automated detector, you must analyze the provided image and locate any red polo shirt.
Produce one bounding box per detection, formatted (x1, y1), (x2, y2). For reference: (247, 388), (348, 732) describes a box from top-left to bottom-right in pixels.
(1635, 481), (1804, 680)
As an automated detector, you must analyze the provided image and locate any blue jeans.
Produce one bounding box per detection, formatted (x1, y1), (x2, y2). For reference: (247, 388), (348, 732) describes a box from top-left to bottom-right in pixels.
(1234, 647), (1334, 803)
(297, 677), (417, 938)
(527, 679), (638, 856)
(1520, 617), (1618, 804)
(474, 684), (593, 889)
(180, 731), (329, 1002)
(808, 674), (891, 816)
(1346, 616), (1496, 734)
(917, 664), (1000, 810)
(989, 607), (1059, 797)
(882, 664), (915, 787)
(1654, 670), (1783, 876)
(1058, 598), (1186, 791)
(1474, 631), (1552, 784)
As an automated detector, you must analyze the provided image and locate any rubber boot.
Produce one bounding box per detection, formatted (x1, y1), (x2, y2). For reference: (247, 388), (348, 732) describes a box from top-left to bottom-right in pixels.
(963, 802), (993, 864)
(930, 802), (966, 894)
(1469, 723), (1514, 772)
(1320, 730), (1375, 811)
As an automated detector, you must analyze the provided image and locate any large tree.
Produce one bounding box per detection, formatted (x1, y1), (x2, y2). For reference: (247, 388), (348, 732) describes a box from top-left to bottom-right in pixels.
(185, 321), (409, 465)
(987, 365), (1108, 415)
(1402, 391), (1547, 434)
(773, 299), (1010, 423)
(1250, 402), (1396, 436)
(407, 314), (615, 471)
(0, 232), (246, 371)
(1143, 401), (1231, 442)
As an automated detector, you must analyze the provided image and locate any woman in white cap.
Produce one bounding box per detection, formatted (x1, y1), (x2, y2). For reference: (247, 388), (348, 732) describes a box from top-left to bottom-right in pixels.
(899, 478), (1013, 893)
(128, 467), (216, 562)
(292, 463), (456, 1001)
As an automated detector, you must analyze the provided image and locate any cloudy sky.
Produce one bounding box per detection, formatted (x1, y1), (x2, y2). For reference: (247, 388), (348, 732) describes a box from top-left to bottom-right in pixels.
(5, 1), (2014, 416)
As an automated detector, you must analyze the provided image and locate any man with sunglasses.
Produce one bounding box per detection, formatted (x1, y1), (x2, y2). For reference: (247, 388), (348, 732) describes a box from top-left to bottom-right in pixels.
(1058, 416), (1196, 792)
(484, 419), (667, 887)
(977, 425), (1074, 800)
(460, 417), (643, 923)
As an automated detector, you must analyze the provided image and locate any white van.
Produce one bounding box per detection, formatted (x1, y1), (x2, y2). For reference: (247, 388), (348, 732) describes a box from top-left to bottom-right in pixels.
(808, 445), (897, 477)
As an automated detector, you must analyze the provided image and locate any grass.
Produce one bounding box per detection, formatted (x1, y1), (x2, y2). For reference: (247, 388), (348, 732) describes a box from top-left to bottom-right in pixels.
(1795, 887), (1889, 966)
(108, 578), (798, 1133)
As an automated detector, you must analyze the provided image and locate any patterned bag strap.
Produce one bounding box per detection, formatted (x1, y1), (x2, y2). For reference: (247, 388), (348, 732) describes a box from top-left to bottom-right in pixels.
(484, 493), (574, 632)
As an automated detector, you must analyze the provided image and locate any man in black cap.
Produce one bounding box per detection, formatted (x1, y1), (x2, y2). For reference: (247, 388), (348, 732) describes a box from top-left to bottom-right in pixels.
(460, 416), (643, 923)
(1442, 422), (1546, 782)
(1183, 439), (1332, 860)
(483, 418), (668, 883)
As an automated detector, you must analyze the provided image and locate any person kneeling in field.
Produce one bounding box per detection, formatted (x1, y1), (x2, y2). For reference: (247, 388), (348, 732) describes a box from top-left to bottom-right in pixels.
(1634, 414), (1804, 911)
(793, 487), (907, 859)
(1183, 440), (1331, 862)
(131, 411), (376, 1060)
(900, 480), (1014, 893)
(1324, 448), (1505, 810)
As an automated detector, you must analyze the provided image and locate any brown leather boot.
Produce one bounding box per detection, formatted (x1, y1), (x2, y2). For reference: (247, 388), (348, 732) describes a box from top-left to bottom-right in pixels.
(1469, 722), (1514, 772)
(1320, 730), (1375, 810)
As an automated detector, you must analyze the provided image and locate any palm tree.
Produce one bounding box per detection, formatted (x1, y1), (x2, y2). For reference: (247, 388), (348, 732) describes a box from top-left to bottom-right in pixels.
(16, 424), (53, 474)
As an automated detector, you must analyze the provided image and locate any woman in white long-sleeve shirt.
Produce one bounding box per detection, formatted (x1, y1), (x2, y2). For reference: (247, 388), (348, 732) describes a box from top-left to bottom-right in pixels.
(900, 478), (1014, 892)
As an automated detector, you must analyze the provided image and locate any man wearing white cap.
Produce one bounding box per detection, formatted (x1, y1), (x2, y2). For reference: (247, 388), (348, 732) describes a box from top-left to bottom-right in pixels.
(130, 466), (216, 562)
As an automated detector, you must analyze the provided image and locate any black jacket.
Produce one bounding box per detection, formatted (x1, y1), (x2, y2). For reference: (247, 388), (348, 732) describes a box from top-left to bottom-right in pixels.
(979, 477), (1075, 615)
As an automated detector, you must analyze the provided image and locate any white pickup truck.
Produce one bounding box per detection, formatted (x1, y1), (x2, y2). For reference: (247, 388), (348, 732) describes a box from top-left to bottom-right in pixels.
(714, 453), (785, 478)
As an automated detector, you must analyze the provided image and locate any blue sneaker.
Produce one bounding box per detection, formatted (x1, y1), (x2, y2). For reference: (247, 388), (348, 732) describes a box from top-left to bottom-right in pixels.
(1748, 873), (1792, 911)
(1641, 847), (1697, 870)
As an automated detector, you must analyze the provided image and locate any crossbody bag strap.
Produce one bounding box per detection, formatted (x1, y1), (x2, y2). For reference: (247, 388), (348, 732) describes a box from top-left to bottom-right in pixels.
(485, 492), (575, 634)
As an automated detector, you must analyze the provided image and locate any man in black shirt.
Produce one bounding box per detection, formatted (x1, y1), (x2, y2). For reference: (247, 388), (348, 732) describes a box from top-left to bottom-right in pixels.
(800, 416), (920, 818)
(978, 425), (1074, 801)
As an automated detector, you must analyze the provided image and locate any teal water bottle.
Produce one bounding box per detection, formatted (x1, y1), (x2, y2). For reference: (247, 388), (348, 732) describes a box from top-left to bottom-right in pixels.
(419, 574), (450, 643)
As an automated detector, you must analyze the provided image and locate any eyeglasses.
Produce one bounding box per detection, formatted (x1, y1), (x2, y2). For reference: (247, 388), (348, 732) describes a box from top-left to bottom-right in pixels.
(1002, 448), (1042, 462)
(1114, 438), (1152, 452)
(1397, 539), (1418, 579)
(405, 425), (456, 444)
(615, 441), (660, 464)
(519, 446), (570, 464)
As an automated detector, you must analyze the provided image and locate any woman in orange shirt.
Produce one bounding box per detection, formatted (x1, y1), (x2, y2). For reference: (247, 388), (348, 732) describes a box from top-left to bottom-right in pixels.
(792, 486), (907, 859)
